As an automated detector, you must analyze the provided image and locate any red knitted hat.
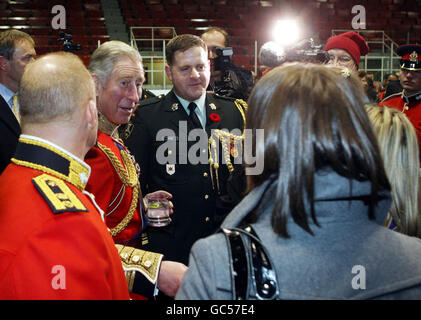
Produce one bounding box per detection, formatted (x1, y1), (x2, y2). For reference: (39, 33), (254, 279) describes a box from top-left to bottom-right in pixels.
(324, 31), (370, 67)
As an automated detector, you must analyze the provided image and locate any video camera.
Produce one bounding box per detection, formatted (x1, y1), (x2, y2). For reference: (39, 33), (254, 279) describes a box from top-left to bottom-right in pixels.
(282, 38), (329, 64)
(58, 32), (82, 53)
(211, 46), (254, 101)
(213, 47), (234, 72)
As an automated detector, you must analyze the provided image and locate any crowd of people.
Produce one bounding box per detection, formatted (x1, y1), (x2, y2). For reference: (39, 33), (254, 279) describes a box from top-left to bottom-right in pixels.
(0, 27), (421, 300)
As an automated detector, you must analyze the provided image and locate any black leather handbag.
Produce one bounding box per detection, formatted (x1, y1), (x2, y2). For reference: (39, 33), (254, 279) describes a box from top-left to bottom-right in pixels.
(221, 224), (280, 300)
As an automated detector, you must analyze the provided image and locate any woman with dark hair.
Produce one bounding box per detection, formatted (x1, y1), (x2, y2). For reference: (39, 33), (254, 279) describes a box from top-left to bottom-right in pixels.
(175, 64), (421, 300)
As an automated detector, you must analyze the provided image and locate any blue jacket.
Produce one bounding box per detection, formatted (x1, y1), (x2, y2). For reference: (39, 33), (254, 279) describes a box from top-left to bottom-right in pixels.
(176, 170), (421, 299)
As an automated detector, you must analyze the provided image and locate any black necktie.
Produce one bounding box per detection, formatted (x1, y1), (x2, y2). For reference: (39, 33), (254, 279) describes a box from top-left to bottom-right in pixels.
(188, 102), (202, 129)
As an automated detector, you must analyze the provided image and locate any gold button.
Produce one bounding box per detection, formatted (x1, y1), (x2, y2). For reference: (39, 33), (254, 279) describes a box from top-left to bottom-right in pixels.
(63, 201), (74, 208)
(57, 193), (69, 200)
(203, 172), (208, 177)
(143, 260), (152, 269)
(131, 255), (140, 263)
(204, 194), (209, 199)
(47, 180), (57, 187)
(405, 106), (409, 110)
(205, 217), (210, 222)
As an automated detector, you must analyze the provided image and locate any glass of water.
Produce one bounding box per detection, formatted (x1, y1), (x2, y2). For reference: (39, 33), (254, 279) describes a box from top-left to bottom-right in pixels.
(145, 194), (171, 227)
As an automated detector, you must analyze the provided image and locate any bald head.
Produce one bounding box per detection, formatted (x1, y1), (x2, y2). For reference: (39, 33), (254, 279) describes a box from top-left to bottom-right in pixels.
(19, 52), (98, 158)
(20, 52), (95, 124)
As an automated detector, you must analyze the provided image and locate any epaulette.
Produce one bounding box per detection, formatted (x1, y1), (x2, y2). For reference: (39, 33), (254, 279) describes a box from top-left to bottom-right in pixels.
(211, 93), (248, 117)
(138, 95), (164, 107)
(32, 173), (88, 214)
(142, 89), (157, 100)
(212, 92), (236, 101)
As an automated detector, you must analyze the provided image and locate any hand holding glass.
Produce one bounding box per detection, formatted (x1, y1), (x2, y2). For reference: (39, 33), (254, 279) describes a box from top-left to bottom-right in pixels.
(146, 194), (171, 227)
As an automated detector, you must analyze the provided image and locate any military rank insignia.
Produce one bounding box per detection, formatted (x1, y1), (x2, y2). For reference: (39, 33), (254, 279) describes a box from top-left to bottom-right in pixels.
(32, 174), (88, 214)
(410, 51), (418, 62)
(166, 164), (175, 175)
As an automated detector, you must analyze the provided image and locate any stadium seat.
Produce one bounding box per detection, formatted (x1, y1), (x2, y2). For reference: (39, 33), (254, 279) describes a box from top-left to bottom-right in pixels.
(4, 0), (419, 75)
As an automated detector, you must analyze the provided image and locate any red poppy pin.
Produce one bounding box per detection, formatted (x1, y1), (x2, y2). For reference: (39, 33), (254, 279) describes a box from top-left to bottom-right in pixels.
(209, 113), (221, 122)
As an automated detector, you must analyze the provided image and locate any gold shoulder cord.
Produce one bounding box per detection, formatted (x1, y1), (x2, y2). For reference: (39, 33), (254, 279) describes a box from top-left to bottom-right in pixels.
(97, 142), (139, 237)
(234, 98), (248, 128)
(208, 99), (248, 193)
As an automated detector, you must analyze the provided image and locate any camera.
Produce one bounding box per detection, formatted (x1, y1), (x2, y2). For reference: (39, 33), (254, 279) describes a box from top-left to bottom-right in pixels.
(211, 46), (254, 100)
(213, 47), (234, 72)
(283, 38), (329, 64)
(58, 32), (82, 52)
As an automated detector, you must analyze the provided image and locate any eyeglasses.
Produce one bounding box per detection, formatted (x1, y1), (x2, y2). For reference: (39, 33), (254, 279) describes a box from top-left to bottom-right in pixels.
(328, 54), (353, 65)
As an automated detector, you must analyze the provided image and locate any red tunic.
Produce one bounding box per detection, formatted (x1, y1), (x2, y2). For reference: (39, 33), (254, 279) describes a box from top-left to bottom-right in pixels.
(379, 91), (421, 163)
(85, 131), (145, 244)
(86, 131), (160, 299)
(0, 136), (129, 299)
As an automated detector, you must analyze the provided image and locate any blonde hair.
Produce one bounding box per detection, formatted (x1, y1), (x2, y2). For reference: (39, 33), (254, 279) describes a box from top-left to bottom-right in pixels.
(20, 52), (94, 123)
(366, 105), (421, 237)
(88, 40), (142, 86)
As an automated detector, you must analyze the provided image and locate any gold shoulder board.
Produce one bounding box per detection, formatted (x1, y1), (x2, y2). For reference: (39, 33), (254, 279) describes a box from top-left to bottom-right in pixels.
(32, 174), (88, 214)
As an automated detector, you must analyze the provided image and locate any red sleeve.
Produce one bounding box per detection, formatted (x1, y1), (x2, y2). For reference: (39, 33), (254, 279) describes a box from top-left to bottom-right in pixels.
(6, 213), (129, 299)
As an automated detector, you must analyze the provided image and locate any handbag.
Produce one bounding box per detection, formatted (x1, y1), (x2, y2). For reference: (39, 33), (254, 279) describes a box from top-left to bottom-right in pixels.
(221, 224), (280, 300)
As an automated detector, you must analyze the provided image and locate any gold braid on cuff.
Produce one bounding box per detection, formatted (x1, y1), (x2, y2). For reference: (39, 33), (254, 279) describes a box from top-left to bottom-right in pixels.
(115, 244), (163, 285)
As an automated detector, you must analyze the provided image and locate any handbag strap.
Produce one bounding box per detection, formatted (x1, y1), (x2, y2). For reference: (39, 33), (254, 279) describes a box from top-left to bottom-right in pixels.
(222, 224), (279, 300)
(222, 227), (248, 299)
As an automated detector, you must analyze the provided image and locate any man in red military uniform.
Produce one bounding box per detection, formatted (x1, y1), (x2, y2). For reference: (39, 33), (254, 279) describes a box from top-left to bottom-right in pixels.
(379, 44), (421, 163)
(0, 52), (130, 299)
(85, 40), (187, 299)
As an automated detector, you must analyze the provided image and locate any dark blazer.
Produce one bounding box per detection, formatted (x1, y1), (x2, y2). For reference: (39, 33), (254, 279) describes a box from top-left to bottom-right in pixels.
(0, 95), (20, 174)
(124, 90), (245, 264)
